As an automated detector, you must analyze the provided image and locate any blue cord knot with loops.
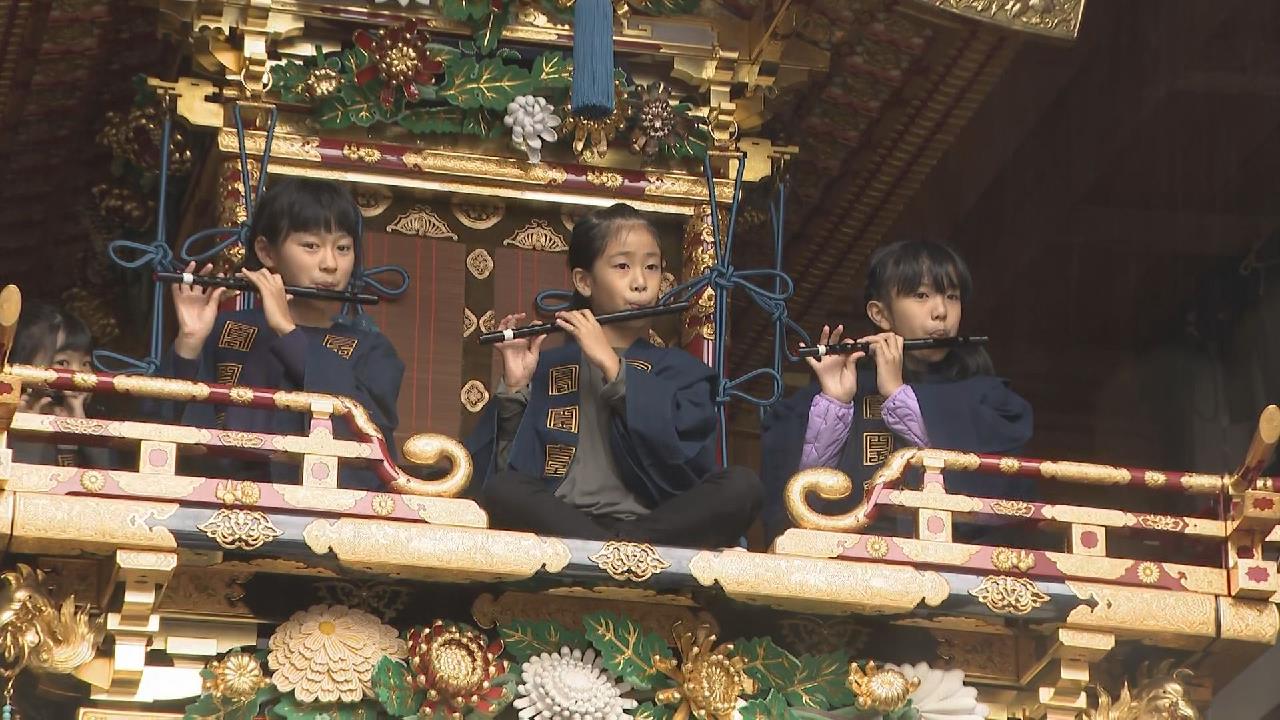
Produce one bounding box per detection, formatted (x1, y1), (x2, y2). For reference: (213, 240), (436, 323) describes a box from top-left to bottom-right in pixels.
(95, 95), (181, 375)
(660, 153), (808, 462)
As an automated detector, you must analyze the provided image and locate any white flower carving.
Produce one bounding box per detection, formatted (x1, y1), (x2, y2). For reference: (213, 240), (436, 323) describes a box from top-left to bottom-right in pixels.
(886, 662), (989, 720)
(513, 647), (637, 720)
(505, 95), (562, 164)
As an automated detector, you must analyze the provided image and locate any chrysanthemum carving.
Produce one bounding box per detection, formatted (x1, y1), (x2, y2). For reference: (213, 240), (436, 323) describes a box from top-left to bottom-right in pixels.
(267, 604), (406, 703)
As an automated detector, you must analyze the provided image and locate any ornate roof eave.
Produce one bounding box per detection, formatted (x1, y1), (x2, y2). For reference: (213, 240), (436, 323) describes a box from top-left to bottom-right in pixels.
(154, 0), (830, 149)
(213, 126), (738, 214)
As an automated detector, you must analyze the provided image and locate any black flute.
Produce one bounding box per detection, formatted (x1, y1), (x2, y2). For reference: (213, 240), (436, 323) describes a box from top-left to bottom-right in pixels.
(796, 335), (988, 359)
(155, 272), (381, 305)
(477, 302), (691, 344)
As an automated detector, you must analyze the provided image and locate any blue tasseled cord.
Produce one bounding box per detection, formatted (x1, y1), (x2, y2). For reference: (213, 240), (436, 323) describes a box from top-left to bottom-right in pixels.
(571, 0), (616, 118)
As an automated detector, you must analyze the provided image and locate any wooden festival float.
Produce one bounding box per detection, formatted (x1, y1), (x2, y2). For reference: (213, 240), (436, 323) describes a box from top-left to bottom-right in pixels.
(3, 1), (1279, 719)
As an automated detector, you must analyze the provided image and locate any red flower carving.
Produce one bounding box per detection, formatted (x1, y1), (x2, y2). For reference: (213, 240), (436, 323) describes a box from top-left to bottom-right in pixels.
(353, 21), (445, 108)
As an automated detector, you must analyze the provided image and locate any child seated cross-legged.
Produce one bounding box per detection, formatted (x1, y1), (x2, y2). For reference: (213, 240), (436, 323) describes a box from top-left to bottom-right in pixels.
(467, 203), (762, 548)
(153, 178), (405, 489)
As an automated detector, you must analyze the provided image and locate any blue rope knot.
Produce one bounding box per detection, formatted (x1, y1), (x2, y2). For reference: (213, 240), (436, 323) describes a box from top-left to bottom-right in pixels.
(107, 237), (175, 271)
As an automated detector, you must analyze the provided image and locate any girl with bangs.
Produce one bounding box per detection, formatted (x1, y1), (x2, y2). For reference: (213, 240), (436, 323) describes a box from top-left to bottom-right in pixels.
(761, 240), (1032, 542)
(154, 177), (404, 489)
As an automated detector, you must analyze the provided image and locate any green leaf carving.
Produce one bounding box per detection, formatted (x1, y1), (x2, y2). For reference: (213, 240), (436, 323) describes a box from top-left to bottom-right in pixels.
(498, 619), (586, 663)
(531, 52), (573, 89)
(474, 3), (510, 56)
(270, 693), (384, 720)
(269, 60), (312, 104)
(438, 57), (534, 110)
(785, 652), (854, 710)
(339, 83), (383, 127)
(371, 656), (423, 716)
(633, 701), (675, 720)
(583, 611), (672, 691)
(440, 0), (494, 22)
(740, 690), (796, 720)
(735, 637), (802, 693)
(398, 106), (466, 135)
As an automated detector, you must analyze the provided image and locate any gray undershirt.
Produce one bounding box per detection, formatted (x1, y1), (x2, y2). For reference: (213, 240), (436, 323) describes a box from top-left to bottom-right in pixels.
(496, 351), (649, 520)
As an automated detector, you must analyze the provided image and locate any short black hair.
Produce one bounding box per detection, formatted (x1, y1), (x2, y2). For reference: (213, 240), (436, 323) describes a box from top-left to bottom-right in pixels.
(864, 240), (993, 380)
(567, 203), (660, 309)
(12, 302), (91, 366)
(864, 240), (973, 307)
(244, 177), (363, 270)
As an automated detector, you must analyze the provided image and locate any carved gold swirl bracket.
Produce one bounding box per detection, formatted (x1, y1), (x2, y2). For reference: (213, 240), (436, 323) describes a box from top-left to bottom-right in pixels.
(3, 362), (473, 499)
(783, 446), (1241, 535)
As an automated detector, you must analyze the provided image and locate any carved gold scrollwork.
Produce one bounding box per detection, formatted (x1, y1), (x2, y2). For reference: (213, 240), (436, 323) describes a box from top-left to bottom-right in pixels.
(197, 508), (282, 550)
(969, 575), (1050, 616)
(589, 541), (671, 582)
(503, 219), (568, 252)
(395, 433), (475, 498)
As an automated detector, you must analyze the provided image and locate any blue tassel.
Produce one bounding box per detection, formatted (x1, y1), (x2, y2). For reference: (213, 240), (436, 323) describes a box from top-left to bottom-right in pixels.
(571, 0), (615, 118)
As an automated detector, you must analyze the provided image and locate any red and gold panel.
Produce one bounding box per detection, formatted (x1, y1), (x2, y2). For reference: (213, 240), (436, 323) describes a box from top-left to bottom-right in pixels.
(361, 232), (465, 447)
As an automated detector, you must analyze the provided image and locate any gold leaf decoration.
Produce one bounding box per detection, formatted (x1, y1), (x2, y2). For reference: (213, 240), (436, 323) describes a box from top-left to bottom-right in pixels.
(991, 500), (1035, 517)
(968, 575), (1049, 616)
(354, 184), (393, 217)
(452, 196), (506, 230)
(654, 624), (755, 720)
(479, 310), (497, 333)
(463, 308), (478, 337)
(386, 206), (459, 240)
(588, 541), (671, 582)
(342, 144), (383, 164)
(585, 169), (625, 191)
(461, 379), (490, 413)
(198, 508), (283, 550)
(990, 547), (1035, 573)
(467, 248), (495, 280)
(847, 661), (918, 713)
(503, 219), (568, 252)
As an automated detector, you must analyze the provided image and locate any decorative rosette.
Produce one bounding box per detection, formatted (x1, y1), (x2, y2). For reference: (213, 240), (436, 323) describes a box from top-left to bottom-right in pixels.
(505, 96), (562, 163)
(848, 661), (919, 713)
(267, 604), (407, 703)
(513, 647), (637, 720)
(408, 620), (510, 718)
(654, 625), (756, 720)
(628, 81), (693, 157)
(204, 652), (268, 702)
(354, 20), (446, 108)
